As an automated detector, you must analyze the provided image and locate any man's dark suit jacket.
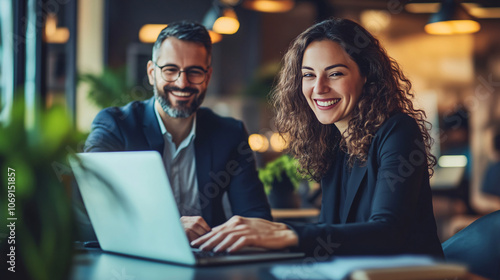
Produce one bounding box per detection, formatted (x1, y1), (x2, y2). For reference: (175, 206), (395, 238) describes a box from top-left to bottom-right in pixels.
(289, 113), (444, 258)
(84, 97), (272, 227)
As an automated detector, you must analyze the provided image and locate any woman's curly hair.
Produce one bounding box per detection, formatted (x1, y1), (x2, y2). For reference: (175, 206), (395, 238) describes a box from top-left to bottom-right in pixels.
(271, 18), (436, 181)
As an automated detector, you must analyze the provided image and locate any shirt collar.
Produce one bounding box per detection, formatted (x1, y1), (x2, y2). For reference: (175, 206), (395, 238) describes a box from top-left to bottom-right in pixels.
(154, 103), (197, 146)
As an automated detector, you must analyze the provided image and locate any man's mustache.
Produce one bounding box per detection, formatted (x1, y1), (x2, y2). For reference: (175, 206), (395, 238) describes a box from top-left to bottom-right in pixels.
(163, 85), (199, 95)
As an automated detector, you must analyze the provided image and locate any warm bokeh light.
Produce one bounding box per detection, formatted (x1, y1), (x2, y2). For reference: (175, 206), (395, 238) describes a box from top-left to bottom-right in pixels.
(220, 0), (240, 5)
(468, 7), (500, 18)
(45, 13), (57, 35)
(360, 10), (391, 34)
(139, 24), (222, 44)
(213, 8), (239, 34)
(44, 13), (69, 43)
(208, 30), (223, 44)
(243, 0), (294, 13)
(270, 133), (288, 152)
(139, 24), (168, 43)
(405, 3), (440, 13)
(438, 155), (468, 168)
(406, 3), (500, 19)
(425, 20), (480, 35)
(248, 134), (269, 153)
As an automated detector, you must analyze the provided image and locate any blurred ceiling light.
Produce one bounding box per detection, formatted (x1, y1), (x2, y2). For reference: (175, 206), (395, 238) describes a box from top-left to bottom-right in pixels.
(438, 155), (468, 167)
(270, 133), (288, 152)
(405, 3), (440, 13)
(405, 2), (479, 14)
(208, 30), (223, 43)
(425, 0), (480, 35)
(457, 3), (500, 19)
(220, 0), (241, 5)
(242, 0), (294, 13)
(360, 10), (391, 34)
(468, 7), (500, 19)
(139, 24), (168, 43)
(405, 2), (500, 18)
(213, 7), (239, 34)
(461, 3), (480, 10)
(248, 134), (269, 153)
(139, 24), (222, 44)
(203, 3), (240, 35)
(44, 13), (69, 44)
(46, 13), (57, 35)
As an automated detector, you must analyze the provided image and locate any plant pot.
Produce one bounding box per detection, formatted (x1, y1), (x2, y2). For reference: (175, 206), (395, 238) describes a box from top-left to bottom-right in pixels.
(267, 173), (300, 209)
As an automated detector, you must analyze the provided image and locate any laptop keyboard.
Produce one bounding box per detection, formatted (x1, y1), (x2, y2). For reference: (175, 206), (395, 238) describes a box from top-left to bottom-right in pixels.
(192, 248), (270, 258)
(193, 250), (231, 258)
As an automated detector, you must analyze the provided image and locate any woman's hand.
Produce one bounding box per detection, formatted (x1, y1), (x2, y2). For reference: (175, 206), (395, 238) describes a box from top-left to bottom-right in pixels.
(191, 215), (299, 253)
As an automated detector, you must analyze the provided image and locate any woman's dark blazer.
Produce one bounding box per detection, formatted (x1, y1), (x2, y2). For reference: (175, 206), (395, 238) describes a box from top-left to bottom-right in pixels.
(289, 113), (444, 258)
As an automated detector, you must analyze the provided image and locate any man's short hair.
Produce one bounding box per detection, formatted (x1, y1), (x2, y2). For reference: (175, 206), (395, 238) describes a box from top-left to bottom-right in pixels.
(152, 21), (212, 63)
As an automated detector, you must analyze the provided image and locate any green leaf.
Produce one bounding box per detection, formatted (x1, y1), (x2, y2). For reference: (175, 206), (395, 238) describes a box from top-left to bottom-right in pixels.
(79, 67), (152, 108)
(258, 154), (306, 194)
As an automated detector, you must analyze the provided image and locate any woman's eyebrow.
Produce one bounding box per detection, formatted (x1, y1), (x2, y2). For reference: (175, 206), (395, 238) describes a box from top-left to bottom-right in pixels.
(325, 64), (348, 71)
(301, 64), (349, 71)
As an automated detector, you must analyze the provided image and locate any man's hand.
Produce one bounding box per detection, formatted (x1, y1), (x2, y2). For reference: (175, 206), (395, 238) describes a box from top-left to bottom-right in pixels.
(180, 216), (211, 242)
(190, 215), (299, 253)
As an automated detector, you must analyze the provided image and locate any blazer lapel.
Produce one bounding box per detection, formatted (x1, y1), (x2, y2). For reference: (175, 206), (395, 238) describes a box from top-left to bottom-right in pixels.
(194, 111), (214, 224)
(142, 98), (164, 155)
(320, 163), (341, 224)
(320, 146), (343, 224)
(341, 160), (367, 223)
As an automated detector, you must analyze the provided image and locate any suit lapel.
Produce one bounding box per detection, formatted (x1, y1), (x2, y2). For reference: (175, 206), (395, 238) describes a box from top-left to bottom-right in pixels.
(341, 159), (367, 223)
(142, 98), (164, 155)
(194, 110), (214, 224)
(320, 146), (343, 224)
(320, 163), (341, 224)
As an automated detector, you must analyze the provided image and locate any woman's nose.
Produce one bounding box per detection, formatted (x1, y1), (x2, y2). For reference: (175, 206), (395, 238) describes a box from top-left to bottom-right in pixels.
(313, 76), (329, 95)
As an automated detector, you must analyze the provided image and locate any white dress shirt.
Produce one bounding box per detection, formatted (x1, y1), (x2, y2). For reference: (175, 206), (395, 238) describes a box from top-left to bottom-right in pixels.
(154, 105), (202, 217)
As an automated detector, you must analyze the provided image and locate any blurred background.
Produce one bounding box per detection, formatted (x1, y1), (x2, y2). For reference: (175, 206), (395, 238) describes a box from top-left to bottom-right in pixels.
(1, 0), (500, 243)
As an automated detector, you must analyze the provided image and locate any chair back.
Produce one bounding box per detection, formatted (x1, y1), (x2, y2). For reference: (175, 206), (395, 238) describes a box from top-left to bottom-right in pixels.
(442, 210), (500, 279)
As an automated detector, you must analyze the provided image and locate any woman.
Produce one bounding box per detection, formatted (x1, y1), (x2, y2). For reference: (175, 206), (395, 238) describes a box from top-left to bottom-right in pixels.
(192, 18), (444, 258)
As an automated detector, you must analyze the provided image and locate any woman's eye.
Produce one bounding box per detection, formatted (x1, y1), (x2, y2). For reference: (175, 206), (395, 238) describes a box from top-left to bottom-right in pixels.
(302, 73), (314, 78)
(329, 72), (344, 77)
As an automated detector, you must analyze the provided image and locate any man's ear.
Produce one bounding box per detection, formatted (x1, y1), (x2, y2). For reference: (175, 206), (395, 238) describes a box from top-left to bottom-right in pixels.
(147, 60), (155, 86)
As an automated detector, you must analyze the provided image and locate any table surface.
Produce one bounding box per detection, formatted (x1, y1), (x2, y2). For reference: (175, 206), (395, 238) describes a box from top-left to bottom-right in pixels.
(70, 248), (487, 280)
(71, 248), (307, 280)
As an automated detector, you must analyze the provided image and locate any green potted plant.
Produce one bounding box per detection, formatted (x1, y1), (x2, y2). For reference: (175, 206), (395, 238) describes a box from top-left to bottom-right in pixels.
(244, 62), (281, 100)
(258, 154), (304, 209)
(0, 100), (85, 280)
(79, 66), (152, 109)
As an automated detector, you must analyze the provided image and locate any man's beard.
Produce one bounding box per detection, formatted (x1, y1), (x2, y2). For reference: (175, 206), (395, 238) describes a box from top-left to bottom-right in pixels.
(154, 83), (206, 118)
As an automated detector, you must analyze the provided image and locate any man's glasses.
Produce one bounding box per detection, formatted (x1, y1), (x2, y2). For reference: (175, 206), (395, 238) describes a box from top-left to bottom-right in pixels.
(154, 62), (208, 85)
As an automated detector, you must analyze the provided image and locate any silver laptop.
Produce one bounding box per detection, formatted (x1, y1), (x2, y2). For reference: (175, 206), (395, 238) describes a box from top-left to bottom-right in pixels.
(69, 151), (304, 266)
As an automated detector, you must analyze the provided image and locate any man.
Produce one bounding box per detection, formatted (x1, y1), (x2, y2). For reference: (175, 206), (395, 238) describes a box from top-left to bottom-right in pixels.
(83, 21), (271, 241)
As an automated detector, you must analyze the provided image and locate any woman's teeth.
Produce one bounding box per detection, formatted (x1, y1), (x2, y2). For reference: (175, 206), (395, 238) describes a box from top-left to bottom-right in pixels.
(316, 99), (339, 106)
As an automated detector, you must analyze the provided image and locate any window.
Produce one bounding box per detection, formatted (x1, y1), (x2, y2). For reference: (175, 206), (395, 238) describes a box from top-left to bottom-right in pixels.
(0, 0), (14, 124)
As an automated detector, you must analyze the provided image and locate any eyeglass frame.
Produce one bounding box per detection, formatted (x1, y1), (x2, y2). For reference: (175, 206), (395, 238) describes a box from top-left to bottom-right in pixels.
(153, 61), (209, 85)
